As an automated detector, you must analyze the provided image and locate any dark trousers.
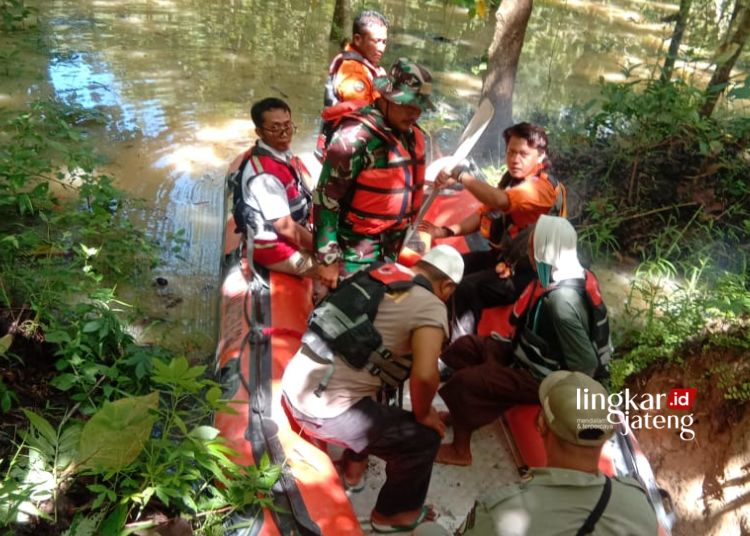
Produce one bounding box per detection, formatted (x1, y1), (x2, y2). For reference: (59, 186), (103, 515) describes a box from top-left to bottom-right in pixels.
(450, 250), (535, 340)
(286, 397), (440, 516)
(439, 335), (540, 431)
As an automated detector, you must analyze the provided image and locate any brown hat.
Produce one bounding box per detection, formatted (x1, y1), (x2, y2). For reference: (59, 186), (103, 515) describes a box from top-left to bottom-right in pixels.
(374, 57), (435, 112)
(539, 371), (615, 447)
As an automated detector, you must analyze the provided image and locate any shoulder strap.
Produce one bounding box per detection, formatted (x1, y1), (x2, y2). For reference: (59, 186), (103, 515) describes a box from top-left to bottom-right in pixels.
(576, 476), (612, 535)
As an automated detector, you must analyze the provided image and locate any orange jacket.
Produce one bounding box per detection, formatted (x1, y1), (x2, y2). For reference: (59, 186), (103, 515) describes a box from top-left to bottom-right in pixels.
(324, 44), (386, 106)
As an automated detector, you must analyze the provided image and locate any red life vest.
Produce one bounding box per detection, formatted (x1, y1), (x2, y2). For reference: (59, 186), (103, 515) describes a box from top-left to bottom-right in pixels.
(501, 270), (612, 380)
(226, 145), (312, 264)
(341, 113), (426, 235)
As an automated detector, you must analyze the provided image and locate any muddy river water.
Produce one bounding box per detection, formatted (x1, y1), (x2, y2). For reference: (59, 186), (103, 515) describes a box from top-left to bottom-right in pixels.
(4, 0), (679, 356)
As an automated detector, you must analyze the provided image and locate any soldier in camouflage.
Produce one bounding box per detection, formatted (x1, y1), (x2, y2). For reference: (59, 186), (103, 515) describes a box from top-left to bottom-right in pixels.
(314, 58), (435, 288)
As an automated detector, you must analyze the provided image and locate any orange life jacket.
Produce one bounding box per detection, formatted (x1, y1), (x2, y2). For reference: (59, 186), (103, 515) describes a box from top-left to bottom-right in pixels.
(342, 113), (426, 235)
(323, 47), (384, 107)
(478, 167), (567, 244)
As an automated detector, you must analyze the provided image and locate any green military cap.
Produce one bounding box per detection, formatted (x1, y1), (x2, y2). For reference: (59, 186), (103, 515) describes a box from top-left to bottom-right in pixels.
(539, 371), (615, 447)
(374, 57), (436, 112)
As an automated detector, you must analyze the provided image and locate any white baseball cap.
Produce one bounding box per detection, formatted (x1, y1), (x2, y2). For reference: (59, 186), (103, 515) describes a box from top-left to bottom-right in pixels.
(421, 244), (464, 284)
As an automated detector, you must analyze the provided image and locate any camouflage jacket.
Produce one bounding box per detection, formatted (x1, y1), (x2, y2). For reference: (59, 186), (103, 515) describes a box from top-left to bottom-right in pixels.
(313, 106), (423, 265)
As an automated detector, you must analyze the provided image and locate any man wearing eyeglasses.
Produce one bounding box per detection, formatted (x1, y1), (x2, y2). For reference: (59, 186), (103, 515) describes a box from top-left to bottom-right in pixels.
(315, 58), (434, 288)
(227, 97), (315, 276)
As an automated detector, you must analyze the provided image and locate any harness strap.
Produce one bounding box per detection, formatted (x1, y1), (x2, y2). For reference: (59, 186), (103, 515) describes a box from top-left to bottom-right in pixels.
(576, 476), (612, 535)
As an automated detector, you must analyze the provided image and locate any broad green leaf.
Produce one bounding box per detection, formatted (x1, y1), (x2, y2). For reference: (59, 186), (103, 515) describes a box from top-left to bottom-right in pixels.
(22, 409), (58, 446)
(82, 320), (102, 333)
(99, 503), (128, 535)
(58, 424), (82, 468)
(50, 373), (78, 392)
(205, 386), (222, 405)
(43, 330), (71, 344)
(77, 392), (159, 471)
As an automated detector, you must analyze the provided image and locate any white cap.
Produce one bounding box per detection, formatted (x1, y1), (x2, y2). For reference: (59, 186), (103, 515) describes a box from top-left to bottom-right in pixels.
(421, 245), (464, 284)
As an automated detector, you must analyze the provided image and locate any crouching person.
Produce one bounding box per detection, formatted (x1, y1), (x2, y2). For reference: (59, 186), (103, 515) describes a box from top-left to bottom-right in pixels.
(437, 215), (612, 466)
(226, 97), (316, 276)
(415, 372), (659, 536)
(281, 245), (464, 532)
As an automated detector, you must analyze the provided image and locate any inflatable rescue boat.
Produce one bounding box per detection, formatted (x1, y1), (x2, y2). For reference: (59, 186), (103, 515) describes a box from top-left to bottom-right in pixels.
(215, 174), (674, 534)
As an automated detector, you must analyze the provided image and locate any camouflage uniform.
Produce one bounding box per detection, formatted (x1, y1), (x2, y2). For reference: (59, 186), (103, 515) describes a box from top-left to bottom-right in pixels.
(314, 58), (435, 275)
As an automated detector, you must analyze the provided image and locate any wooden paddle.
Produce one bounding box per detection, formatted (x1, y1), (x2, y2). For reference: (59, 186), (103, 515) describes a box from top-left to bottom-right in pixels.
(399, 99), (495, 265)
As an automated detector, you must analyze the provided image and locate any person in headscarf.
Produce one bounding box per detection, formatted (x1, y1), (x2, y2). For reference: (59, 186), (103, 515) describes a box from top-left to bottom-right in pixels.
(435, 215), (609, 466)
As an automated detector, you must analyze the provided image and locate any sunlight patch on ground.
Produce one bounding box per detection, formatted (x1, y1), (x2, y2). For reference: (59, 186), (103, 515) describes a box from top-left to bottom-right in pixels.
(679, 475), (707, 521)
(723, 453), (750, 504)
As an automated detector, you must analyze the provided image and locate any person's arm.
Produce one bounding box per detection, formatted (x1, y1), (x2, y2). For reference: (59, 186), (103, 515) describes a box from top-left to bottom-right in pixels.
(314, 122), (368, 287)
(435, 168), (510, 211)
(409, 325), (446, 437)
(419, 213), (481, 239)
(547, 290), (599, 376)
(272, 216), (313, 251)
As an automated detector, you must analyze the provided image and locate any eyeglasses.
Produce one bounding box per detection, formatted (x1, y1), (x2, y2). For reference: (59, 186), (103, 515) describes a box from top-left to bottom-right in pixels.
(261, 122), (297, 135)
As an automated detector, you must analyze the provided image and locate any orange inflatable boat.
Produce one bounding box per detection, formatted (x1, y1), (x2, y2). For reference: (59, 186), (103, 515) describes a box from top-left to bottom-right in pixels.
(215, 218), (362, 535)
(214, 173), (673, 534)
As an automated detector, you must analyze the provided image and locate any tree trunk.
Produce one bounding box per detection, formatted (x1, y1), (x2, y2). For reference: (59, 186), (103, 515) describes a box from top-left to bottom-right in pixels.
(329, 0), (352, 43)
(700, 2), (750, 117)
(661, 0), (692, 82)
(474, 0), (534, 162)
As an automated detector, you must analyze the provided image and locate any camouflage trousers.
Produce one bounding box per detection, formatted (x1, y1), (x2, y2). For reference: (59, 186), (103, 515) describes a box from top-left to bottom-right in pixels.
(338, 225), (407, 276)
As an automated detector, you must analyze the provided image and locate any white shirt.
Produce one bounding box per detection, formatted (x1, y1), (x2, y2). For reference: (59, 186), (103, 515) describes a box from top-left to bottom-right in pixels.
(241, 140), (295, 240)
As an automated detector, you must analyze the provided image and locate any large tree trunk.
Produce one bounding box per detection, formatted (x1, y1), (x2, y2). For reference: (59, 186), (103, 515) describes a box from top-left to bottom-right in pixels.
(700, 2), (750, 117)
(329, 0), (352, 43)
(661, 0), (693, 82)
(474, 0), (533, 162)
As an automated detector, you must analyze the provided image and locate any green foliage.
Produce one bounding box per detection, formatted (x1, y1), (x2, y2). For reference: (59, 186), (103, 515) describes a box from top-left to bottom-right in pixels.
(610, 263), (750, 391)
(577, 198), (621, 260)
(712, 360), (750, 402)
(74, 358), (279, 533)
(42, 292), (170, 415)
(552, 77), (750, 391)
(552, 75), (750, 267)
(0, 93), (274, 532)
(0, 378), (17, 413)
(77, 392), (159, 471)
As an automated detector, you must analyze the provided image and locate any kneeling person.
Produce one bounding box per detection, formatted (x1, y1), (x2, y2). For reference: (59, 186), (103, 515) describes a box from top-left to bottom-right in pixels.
(281, 245), (464, 532)
(227, 97), (315, 276)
